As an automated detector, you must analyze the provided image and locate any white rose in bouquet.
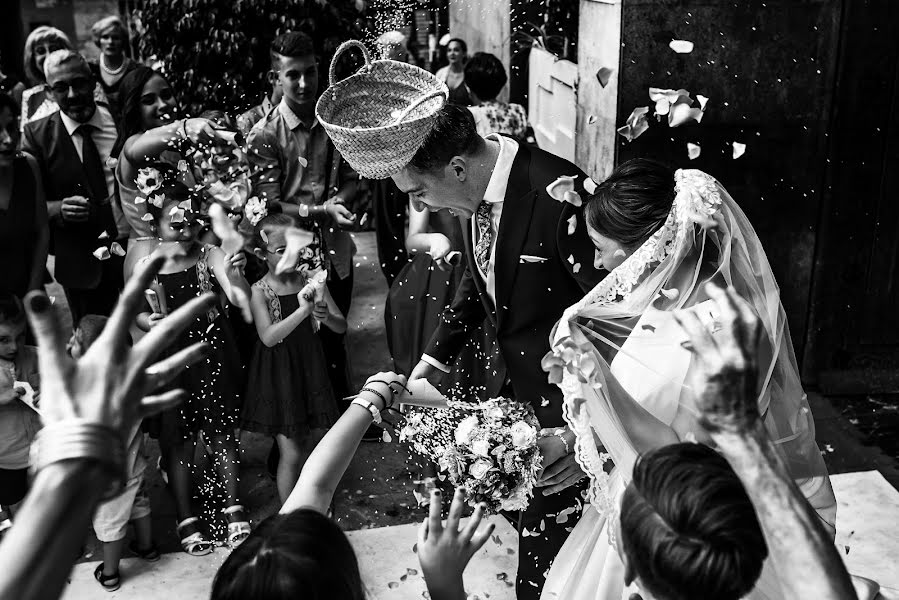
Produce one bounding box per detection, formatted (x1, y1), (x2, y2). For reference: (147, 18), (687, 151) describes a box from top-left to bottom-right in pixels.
(455, 415), (480, 445)
(511, 421), (537, 449)
(472, 438), (491, 457)
(469, 459), (493, 480)
(500, 485), (529, 512)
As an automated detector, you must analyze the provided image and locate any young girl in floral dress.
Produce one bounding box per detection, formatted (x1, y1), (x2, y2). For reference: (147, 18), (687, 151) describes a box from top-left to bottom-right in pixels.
(131, 166), (252, 555)
(240, 204), (345, 502)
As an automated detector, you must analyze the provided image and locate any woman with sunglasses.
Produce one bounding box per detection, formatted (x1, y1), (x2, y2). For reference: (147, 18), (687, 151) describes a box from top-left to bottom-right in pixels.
(130, 165), (252, 556)
(110, 66), (220, 273)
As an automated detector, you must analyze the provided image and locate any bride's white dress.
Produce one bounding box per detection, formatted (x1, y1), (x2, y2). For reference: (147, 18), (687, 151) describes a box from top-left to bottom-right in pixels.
(539, 169), (837, 600)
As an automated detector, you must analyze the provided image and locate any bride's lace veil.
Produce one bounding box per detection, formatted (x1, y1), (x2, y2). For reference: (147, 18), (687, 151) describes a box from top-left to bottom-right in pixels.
(545, 168), (836, 531)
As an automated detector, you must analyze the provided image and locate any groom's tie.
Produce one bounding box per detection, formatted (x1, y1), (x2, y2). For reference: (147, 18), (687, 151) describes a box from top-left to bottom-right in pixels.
(474, 201), (493, 273)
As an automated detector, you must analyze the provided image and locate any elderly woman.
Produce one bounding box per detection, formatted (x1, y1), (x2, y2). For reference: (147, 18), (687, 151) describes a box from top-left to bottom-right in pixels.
(88, 16), (137, 115)
(20, 26), (71, 127)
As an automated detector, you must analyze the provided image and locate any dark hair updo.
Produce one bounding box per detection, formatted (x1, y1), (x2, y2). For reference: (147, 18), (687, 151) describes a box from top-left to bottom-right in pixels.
(584, 158), (675, 251)
(620, 443), (768, 600)
(211, 509), (364, 600)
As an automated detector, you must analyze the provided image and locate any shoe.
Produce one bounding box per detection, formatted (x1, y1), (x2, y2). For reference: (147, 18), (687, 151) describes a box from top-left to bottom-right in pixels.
(129, 540), (161, 562)
(94, 564), (121, 592)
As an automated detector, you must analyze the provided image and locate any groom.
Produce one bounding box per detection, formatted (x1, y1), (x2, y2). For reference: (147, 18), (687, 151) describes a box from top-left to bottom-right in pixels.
(395, 105), (603, 599)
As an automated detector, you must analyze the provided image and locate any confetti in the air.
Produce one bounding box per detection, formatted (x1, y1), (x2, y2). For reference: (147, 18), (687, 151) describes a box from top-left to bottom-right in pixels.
(669, 39), (694, 54)
(687, 142), (701, 160)
(617, 106), (650, 141)
(732, 141), (747, 159)
(92, 247), (111, 261)
(596, 67), (614, 87)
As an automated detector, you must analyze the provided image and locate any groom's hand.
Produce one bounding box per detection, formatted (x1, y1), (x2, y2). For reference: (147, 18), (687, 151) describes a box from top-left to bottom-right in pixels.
(410, 359), (445, 387)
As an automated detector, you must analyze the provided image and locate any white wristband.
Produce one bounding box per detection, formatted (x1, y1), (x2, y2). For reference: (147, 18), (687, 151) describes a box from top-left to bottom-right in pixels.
(352, 397), (382, 424)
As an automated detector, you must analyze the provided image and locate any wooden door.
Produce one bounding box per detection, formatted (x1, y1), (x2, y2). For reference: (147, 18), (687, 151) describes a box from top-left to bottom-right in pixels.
(804, 0), (899, 392)
(528, 46), (579, 162)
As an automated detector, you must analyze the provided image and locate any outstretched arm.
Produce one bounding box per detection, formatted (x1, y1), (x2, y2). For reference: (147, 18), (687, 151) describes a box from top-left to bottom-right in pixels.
(0, 256), (214, 600)
(280, 373), (406, 515)
(675, 283), (856, 600)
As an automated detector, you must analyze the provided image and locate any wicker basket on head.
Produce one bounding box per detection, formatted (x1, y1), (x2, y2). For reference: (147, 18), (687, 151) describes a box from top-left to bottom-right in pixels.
(316, 40), (449, 180)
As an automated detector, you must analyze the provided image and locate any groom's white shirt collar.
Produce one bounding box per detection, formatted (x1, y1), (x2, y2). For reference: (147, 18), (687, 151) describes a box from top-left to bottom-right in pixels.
(421, 134), (519, 375)
(481, 133), (518, 205)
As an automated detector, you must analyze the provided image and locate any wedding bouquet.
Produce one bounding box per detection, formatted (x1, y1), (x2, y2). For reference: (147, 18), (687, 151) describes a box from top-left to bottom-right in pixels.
(401, 397), (542, 513)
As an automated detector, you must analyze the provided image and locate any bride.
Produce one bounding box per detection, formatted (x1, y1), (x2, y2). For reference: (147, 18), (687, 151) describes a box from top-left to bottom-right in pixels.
(540, 160), (836, 599)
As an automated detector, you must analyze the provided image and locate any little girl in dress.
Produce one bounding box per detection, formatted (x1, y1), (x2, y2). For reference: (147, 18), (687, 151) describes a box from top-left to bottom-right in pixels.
(240, 205), (346, 502)
(131, 166), (252, 555)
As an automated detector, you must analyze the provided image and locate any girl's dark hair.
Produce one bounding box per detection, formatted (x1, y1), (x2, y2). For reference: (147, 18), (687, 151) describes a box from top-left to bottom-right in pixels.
(111, 66), (169, 158)
(620, 443), (767, 600)
(584, 158), (675, 250)
(211, 509), (364, 600)
(0, 92), (21, 118)
(0, 292), (26, 327)
(250, 203), (301, 249)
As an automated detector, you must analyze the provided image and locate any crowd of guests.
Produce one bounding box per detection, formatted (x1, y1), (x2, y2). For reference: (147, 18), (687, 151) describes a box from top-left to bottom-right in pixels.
(0, 15), (863, 600)
(0, 20), (530, 592)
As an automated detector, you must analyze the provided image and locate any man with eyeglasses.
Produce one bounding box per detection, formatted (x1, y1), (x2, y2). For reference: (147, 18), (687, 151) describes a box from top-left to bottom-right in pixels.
(21, 49), (123, 326)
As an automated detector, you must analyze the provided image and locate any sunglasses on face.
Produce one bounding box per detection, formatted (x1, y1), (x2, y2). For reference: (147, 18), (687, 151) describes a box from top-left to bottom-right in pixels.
(48, 78), (93, 95)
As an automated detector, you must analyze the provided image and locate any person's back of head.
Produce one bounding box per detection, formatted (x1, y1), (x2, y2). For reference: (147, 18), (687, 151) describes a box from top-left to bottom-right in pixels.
(211, 509), (364, 600)
(68, 314), (111, 359)
(619, 442), (767, 600)
(464, 52), (507, 103)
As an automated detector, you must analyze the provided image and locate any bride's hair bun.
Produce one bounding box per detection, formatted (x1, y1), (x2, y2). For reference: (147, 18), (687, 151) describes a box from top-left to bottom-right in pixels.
(584, 158), (675, 250)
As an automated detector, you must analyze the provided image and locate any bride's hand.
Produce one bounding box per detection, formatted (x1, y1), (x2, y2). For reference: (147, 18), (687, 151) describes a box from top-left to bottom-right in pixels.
(536, 430), (585, 495)
(673, 283), (761, 436)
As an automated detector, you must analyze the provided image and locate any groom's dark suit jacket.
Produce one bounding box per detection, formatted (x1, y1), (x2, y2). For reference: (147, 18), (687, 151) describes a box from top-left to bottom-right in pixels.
(424, 142), (603, 427)
(21, 111), (117, 290)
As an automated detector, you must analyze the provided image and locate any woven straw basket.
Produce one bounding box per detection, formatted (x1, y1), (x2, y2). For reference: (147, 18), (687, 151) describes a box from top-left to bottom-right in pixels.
(316, 40), (449, 179)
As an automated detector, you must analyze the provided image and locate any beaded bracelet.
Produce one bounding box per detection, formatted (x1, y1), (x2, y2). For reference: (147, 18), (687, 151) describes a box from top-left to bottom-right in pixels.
(554, 428), (572, 455)
(359, 387), (389, 411)
(29, 419), (126, 499)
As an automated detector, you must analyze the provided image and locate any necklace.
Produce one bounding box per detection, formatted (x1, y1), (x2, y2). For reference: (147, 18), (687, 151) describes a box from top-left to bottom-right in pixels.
(100, 54), (127, 76)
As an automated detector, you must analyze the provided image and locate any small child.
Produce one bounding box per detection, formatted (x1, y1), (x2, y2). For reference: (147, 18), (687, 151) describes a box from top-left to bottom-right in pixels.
(240, 206), (346, 502)
(0, 293), (40, 537)
(132, 165), (251, 554)
(69, 315), (159, 592)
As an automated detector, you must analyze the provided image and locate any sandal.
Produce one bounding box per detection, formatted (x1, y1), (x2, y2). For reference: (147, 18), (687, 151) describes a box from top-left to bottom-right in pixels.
(412, 477), (439, 508)
(94, 564), (121, 592)
(224, 505), (251, 548)
(177, 517), (214, 556)
(129, 540), (161, 562)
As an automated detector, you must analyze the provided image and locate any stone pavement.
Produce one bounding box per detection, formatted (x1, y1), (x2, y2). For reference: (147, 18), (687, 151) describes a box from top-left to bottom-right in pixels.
(61, 470), (899, 599)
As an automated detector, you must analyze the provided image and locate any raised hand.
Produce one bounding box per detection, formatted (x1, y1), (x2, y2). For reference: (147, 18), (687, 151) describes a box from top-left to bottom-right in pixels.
(324, 196), (356, 227)
(418, 488), (494, 600)
(24, 254), (214, 432)
(673, 283), (762, 435)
